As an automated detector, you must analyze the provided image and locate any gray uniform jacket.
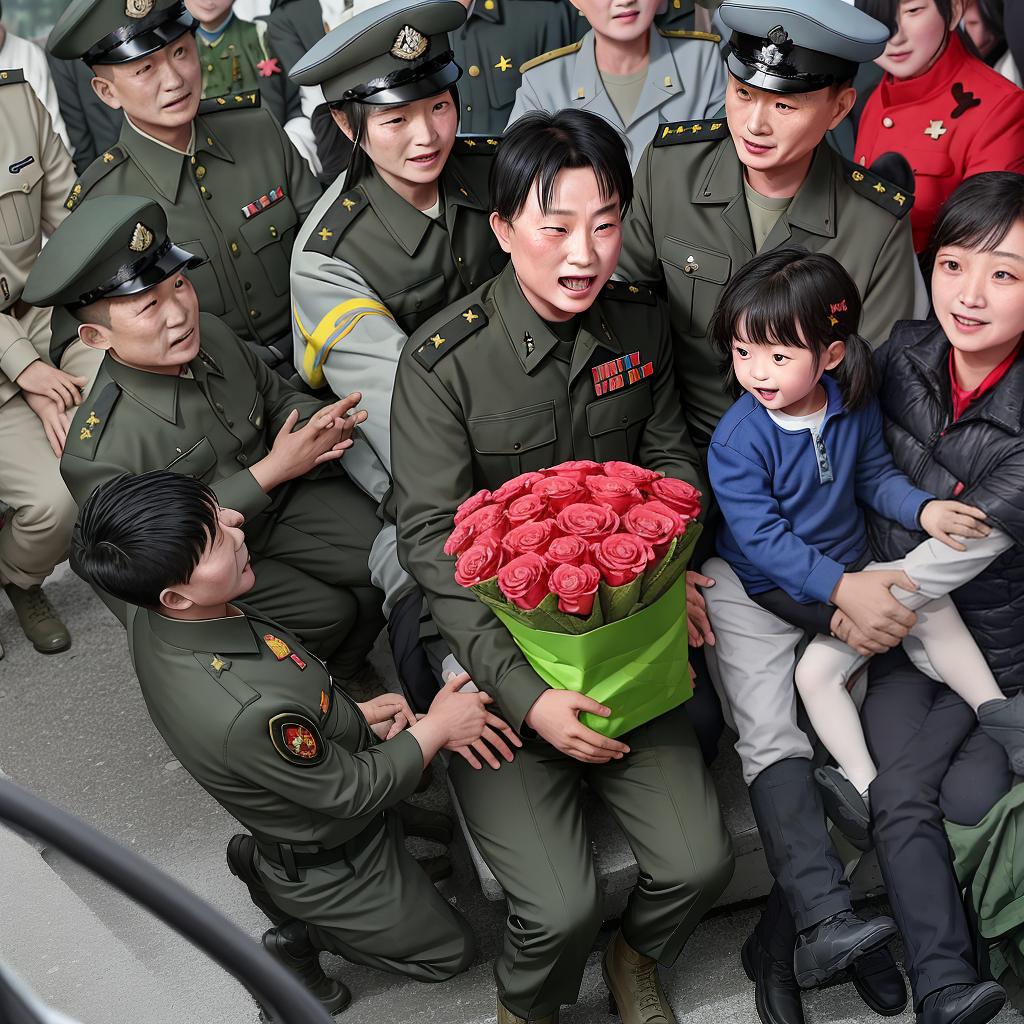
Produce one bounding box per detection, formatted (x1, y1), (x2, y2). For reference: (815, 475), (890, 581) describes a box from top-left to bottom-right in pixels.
(508, 27), (726, 171)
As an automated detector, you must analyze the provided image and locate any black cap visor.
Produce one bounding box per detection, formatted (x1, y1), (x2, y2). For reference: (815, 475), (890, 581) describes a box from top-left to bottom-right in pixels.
(70, 242), (204, 310)
(331, 52), (462, 106)
(85, 7), (196, 66)
(727, 33), (857, 94)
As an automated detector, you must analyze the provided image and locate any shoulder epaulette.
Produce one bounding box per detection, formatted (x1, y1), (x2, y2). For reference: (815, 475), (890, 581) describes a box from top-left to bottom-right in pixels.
(412, 304), (487, 372)
(0, 69), (26, 87)
(657, 29), (721, 42)
(453, 134), (501, 155)
(198, 90), (262, 115)
(841, 158), (914, 220)
(520, 41), (582, 75)
(303, 187), (367, 255)
(72, 382), (120, 460)
(602, 281), (656, 306)
(64, 145), (128, 212)
(653, 117), (727, 147)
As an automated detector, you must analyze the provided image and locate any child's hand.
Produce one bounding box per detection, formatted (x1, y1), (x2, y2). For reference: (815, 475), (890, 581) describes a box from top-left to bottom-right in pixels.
(919, 500), (990, 551)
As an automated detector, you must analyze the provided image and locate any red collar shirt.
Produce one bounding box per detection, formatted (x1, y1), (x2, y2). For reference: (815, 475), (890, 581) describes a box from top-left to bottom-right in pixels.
(856, 32), (1024, 253)
(949, 340), (1022, 422)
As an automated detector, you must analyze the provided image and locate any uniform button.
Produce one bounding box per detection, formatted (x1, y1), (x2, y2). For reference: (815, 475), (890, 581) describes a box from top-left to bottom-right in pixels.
(244, 281), (252, 291)
(621, 416), (628, 424)
(237, 454), (248, 465)
(513, 442), (521, 450)
(20, 183), (30, 192)
(230, 242), (239, 256)
(249, 309), (260, 318)
(190, 156), (196, 165)
(882, 116), (894, 128)
(469, 65), (480, 77)
(466, 104), (473, 112)
(207, 137), (214, 146)
(215, 402), (225, 411)
(207, 63), (214, 72)
(456, 256), (463, 263)
(195, 165), (206, 179)
(269, 225), (278, 238)
(226, 419), (234, 427)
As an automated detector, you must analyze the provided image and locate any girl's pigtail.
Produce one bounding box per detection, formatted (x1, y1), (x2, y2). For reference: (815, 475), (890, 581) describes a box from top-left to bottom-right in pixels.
(834, 333), (876, 411)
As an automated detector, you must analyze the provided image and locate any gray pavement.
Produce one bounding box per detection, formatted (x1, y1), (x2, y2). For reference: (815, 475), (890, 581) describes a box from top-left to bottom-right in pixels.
(1, 565), (1021, 1024)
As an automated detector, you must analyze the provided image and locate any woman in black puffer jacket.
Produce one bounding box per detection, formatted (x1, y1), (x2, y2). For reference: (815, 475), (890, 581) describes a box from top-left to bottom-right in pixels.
(859, 172), (1024, 1024)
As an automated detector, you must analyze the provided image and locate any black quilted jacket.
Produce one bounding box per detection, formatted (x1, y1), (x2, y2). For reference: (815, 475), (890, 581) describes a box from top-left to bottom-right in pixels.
(866, 320), (1024, 693)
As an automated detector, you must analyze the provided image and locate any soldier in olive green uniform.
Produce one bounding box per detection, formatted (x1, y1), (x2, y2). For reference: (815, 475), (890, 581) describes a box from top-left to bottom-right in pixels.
(618, 0), (918, 454)
(25, 195), (386, 672)
(72, 471), (508, 1013)
(46, 0), (322, 372)
(393, 109), (732, 1024)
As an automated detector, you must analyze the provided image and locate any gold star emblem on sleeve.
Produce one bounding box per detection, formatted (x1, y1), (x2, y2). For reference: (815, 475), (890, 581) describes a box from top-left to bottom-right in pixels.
(852, 170), (865, 182)
(924, 120), (947, 140)
(342, 198), (356, 211)
(711, 122), (722, 131)
(85, 412), (100, 427)
(318, 227), (333, 240)
(690, 124), (703, 133)
(628, 285), (639, 294)
(893, 192), (907, 206)
(210, 656), (225, 672)
(494, 56), (512, 72)
(464, 139), (477, 147)
(102, 152), (114, 163)
(873, 182), (887, 193)
(462, 309), (479, 323)
(79, 427), (92, 441)
(486, 138), (498, 146)
(430, 334), (445, 349)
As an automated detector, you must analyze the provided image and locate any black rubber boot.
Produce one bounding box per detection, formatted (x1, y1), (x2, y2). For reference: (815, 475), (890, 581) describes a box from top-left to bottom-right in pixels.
(226, 834), (289, 926)
(260, 920), (351, 1019)
(978, 693), (1024, 774)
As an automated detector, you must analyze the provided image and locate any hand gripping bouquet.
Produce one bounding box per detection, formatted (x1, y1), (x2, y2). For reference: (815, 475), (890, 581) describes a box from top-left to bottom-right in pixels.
(446, 461), (703, 738)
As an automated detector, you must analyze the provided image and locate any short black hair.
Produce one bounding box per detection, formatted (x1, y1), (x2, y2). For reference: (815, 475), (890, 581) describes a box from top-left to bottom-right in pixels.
(927, 171), (1024, 266)
(490, 109), (633, 222)
(855, 0), (957, 36)
(709, 248), (876, 410)
(73, 471), (219, 608)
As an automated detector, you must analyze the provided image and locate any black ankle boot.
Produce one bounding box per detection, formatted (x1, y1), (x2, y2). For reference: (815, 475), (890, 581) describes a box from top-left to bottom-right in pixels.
(793, 911), (897, 989)
(261, 920), (351, 1017)
(741, 930), (804, 1024)
(917, 982), (1005, 1024)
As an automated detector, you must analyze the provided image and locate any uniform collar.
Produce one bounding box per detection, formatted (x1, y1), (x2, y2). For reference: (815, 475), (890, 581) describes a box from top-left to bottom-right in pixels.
(360, 166), (438, 257)
(468, 0), (502, 24)
(101, 352), (184, 423)
(444, 158), (489, 215)
(879, 31), (969, 108)
(144, 606), (262, 654)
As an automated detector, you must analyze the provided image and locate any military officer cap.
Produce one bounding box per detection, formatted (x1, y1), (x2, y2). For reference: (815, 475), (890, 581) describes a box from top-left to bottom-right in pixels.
(23, 196), (203, 311)
(289, 0), (466, 106)
(719, 0), (889, 93)
(47, 0), (196, 66)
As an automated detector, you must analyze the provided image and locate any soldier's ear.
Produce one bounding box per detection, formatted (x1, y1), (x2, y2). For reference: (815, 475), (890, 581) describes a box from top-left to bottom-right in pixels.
(78, 323), (114, 351)
(331, 108), (354, 142)
(159, 586), (194, 613)
(90, 69), (123, 111)
(489, 211), (514, 254)
(826, 85), (857, 131)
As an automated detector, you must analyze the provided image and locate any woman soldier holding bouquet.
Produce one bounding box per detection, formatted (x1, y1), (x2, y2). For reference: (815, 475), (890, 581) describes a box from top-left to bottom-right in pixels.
(391, 108), (734, 1024)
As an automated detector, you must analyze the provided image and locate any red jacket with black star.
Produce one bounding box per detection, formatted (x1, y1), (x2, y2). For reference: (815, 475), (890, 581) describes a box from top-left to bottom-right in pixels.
(856, 31), (1024, 253)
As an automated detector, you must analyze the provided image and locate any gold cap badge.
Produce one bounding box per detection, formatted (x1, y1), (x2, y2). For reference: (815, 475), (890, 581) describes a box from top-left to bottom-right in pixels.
(391, 25), (429, 61)
(125, 0), (155, 18)
(129, 222), (154, 253)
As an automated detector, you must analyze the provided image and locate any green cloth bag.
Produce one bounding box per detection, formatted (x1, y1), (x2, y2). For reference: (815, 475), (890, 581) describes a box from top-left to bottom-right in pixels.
(492, 573), (692, 738)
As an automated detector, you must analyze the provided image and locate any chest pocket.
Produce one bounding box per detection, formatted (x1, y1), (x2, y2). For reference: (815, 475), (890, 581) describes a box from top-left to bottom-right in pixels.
(382, 273), (449, 334)
(166, 436), (218, 479)
(248, 392), (265, 430)
(238, 198), (299, 297)
(485, 58), (520, 116)
(586, 384), (654, 461)
(0, 160), (42, 247)
(661, 236), (732, 337)
(470, 401), (558, 483)
(906, 149), (956, 179)
(181, 238), (227, 316)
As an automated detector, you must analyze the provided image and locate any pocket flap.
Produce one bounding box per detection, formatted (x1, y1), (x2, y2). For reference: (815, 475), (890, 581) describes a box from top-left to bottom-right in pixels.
(904, 149), (955, 178)
(1, 158), (43, 199)
(661, 236), (732, 284)
(586, 384), (653, 436)
(166, 436), (217, 477)
(471, 402), (557, 454)
(382, 272), (447, 317)
(238, 199), (299, 253)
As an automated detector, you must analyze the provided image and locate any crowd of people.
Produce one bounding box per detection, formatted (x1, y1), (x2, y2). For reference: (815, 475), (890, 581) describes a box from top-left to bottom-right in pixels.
(2, 0), (1024, 1022)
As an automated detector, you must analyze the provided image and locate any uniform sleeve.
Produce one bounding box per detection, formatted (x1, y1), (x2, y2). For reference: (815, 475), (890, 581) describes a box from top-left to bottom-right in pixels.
(962, 92), (1024, 176)
(392, 353), (550, 731)
(700, 43), (727, 118)
(28, 84), (75, 236)
(505, 72), (543, 130)
(708, 438), (845, 603)
(0, 315), (39, 388)
(617, 143), (664, 288)
(253, 20), (302, 127)
(226, 705), (424, 818)
(859, 216), (917, 347)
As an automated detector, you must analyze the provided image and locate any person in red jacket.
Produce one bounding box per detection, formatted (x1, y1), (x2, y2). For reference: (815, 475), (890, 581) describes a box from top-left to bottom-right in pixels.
(854, 0), (1024, 252)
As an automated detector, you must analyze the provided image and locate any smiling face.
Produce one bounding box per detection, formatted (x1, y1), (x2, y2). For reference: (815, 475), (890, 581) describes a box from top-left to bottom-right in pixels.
(875, 0), (960, 79)
(185, 0), (235, 30)
(490, 166), (622, 322)
(569, 0), (659, 43)
(160, 506), (256, 614)
(91, 33), (202, 133)
(79, 273), (201, 374)
(724, 75), (855, 176)
(931, 217), (1024, 362)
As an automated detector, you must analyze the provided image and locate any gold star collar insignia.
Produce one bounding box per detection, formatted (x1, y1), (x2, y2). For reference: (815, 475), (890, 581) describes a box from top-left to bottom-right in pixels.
(430, 334), (445, 349)
(462, 309), (479, 323)
(494, 56), (512, 72)
(342, 198), (356, 211)
(318, 227), (333, 240)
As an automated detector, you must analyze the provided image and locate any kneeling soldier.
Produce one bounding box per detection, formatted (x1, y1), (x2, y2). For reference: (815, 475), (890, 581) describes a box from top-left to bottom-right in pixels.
(72, 470), (513, 1012)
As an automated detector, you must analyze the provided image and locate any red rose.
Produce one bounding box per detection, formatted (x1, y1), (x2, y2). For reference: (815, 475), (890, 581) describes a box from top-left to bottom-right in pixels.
(644, 500), (688, 538)
(549, 562), (601, 616)
(585, 475), (643, 516)
(460, 503), (508, 539)
(592, 533), (654, 587)
(444, 521), (475, 556)
(454, 489), (493, 525)
(544, 534), (590, 569)
(546, 460), (603, 484)
(497, 553), (550, 610)
(507, 493), (548, 526)
(556, 502), (620, 541)
(503, 519), (556, 557)
(491, 472), (545, 504)
(646, 477), (701, 519)
(454, 543), (502, 587)
(474, 526), (506, 549)
(532, 476), (584, 512)
(623, 503), (679, 557)
(603, 462), (664, 487)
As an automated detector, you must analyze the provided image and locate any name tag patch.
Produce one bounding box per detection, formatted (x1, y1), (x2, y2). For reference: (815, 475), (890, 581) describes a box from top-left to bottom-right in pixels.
(592, 351), (653, 397)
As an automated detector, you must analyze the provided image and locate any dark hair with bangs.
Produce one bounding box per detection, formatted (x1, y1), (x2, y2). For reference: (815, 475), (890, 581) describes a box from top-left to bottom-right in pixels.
(709, 248), (876, 410)
(72, 471), (219, 608)
(490, 109), (632, 222)
(925, 171), (1024, 272)
(854, 0), (957, 37)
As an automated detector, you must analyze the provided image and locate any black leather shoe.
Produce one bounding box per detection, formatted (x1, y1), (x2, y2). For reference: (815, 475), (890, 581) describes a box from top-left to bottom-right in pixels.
(917, 982), (1005, 1024)
(226, 834), (288, 925)
(851, 947), (908, 1016)
(396, 800), (454, 845)
(814, 767), (872, 851)
(794, 911), (897, 989)
(741, 930), (805, 1024)
(261, 920), (351, 1019)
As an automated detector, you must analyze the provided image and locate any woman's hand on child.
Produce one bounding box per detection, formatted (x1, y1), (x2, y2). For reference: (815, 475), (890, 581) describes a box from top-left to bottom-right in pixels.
(686, 570), (716, 647)
(919, 500), (990, 552)
(831, 570), (919, 647)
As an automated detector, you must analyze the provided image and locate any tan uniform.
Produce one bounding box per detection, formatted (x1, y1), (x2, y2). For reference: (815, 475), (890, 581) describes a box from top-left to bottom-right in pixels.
(0, 70), (101, 589)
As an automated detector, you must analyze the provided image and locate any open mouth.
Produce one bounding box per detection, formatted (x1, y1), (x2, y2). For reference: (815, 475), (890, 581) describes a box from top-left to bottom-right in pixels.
(951, 313), (989, 330)
(409, 150), (441, 166)
(164, 93), (191, 111)
(754, 388), (779, 401)
(559, 276), (594, 294)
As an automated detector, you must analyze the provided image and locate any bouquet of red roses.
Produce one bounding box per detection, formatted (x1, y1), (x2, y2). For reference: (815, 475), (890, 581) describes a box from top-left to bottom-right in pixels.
(445, 461), (703, 737)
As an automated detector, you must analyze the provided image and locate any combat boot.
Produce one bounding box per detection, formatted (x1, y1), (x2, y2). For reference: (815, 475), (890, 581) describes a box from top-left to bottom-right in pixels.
(4, 584), (70, 654)
(496, 997), (559, 1023)
(602, 929), (677, 1024)
(261, 920), (351, 1017)
(226, 835), (289, 925)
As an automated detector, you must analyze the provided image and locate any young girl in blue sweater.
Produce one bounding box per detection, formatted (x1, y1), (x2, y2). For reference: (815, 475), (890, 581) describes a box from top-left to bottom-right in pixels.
(704, 248), (1024, 846)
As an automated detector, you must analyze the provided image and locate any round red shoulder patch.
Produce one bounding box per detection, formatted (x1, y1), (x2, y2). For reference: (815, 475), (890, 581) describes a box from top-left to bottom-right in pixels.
(268, 712), (326, 767)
